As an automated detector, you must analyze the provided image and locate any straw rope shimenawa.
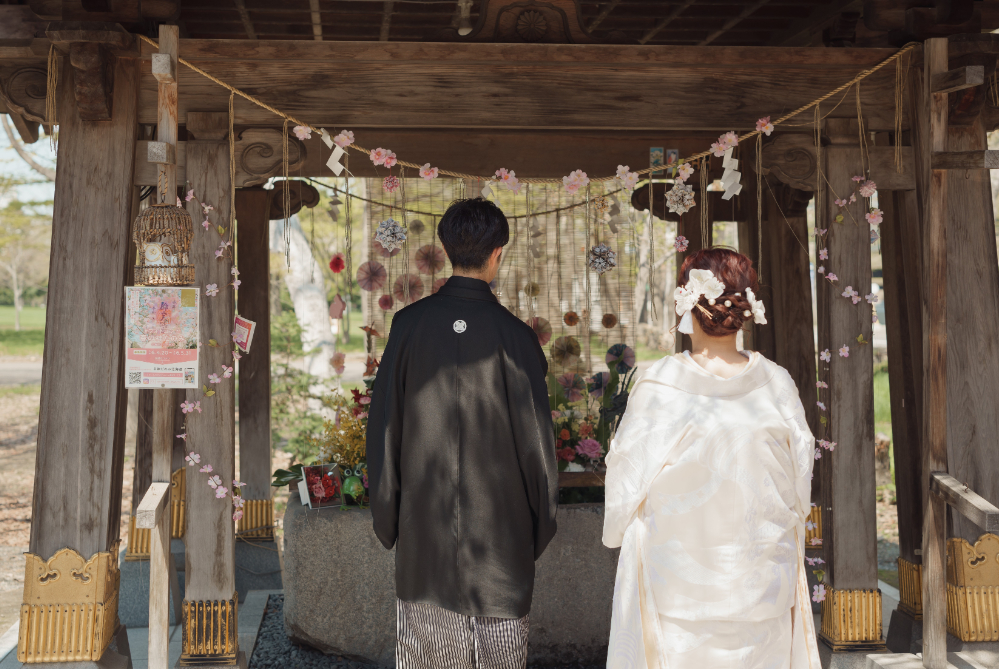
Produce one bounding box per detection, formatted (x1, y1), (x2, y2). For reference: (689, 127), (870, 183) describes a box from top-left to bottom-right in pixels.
(135, 33), (919, 185)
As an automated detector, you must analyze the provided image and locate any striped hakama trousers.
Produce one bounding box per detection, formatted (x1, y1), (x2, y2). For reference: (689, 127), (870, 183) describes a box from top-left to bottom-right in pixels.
(396, 600), (530, 669)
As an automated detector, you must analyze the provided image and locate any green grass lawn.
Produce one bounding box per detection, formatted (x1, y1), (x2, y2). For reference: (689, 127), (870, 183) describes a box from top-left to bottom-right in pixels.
(0, 307), (46, 356)
(0, 306), (46, 330)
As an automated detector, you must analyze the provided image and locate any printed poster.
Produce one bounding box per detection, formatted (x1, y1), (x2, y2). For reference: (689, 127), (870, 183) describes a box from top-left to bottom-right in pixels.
(124, 287), (200, 389)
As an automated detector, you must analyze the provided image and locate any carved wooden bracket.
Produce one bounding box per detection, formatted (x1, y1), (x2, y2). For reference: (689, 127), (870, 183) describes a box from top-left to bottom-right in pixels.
(46, 22), (133, 122)
(268, 180), (320, 221)
(760, 134), (915, 192)
(442, 0), (600, 44)
(0, 66), (48, 123)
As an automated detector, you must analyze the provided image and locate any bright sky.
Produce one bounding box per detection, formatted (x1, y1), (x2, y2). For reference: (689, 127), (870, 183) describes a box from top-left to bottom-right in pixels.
(0, 125), (57, 203)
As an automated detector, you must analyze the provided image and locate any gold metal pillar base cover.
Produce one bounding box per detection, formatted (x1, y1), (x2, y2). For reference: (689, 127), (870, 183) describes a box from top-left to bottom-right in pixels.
(946, 533), (999, 642)
(819, 586), (886, 652)
(236, 499), (274, 541)
(180, 596), (239, 666)
(897, 556), (922, 620)
(18, 541), (121, 663)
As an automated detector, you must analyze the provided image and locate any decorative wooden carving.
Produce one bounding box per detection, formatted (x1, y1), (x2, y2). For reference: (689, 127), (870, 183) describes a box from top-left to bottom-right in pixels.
(45, 23), (133, 122)
(0, 66), (48, 123)
(444, 0), (600, 44)
(237, 128), (306, 188)
(18, 542), (122, 663)
(267, 179), (320, 220)
(761, 135), (818, 192)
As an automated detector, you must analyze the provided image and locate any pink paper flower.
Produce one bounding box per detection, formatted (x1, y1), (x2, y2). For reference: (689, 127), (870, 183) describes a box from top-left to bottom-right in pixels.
(215, 486), (229, 499)
(817, 266), (825, 274)
(231, 267), (239, 277)
(819, 248), (828, 260)
(820, 349), (831, 362)
(201, 203), (214, 215)
(866, 292), (878, 305)
(839, 345), (850, 358)
(710, 141), (726, 157)
(233, 509), (244, 522)
(815, 450), (822, 460)
(849, 193), (857, 204)
(551, 410), (562, 420)
(420, 163), (439, 180)
(676, 163), (694, 182)
(873, 312), (879, 324)
(215, 248), (224, 259)
(674, 235), (689, 252)
(842, 286), (859, 301)
(621, 172), (639, 190)
(194, 401), (202, 413)
(293, 125), (312, 141)
(383, 151), (398, 168)
(202, 219), (211, 230)
(866, 208), (883, 226)
(722, 131), (739, 148)
(222, 365), (233, 378)
(233, 495), (245, 508)
(334, 130), (354, 148)
(181, 401), (196, 414)
(177, 433), (187, 441)
(232, 349), (242, 361)
(232, 480), (246, 489)
(495, 168), (510, 180)
(497, 169), (516, 185)
(812, 584), (826, 603)
(206, 283), (219, 297)
(806, 556), (826, 566)
(185, 189), (195, 202)
(756, 116), (773, 136)
(834, 198), (847, 207)
(507, 179), (522, 194)
(383, 176), (400, 193)
(816, 381), (828, 389)
(616, 164), (630, 179)
(815, 228), (827, 236)
(232, 279), (241, 289)
(576, 438), (603, 460)
(810, 537), (823, 546)
(185, 452), (200, 466)
(852, 175), (865, 183)
(370, 148), (389, 165)
(208, 373), (221, 384)
(816, 401), (826, 411)
(200, 464), (213, 474)
(562, 169), (589, 194)
(331, 351), (346, 375)
(207, 475), (221, 488)
(826, 273), (838, 282)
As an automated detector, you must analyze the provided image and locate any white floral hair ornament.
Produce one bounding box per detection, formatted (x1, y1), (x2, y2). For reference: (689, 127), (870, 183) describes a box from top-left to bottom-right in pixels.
(745, 287), (767, 325)
(673, 269), (725, 334)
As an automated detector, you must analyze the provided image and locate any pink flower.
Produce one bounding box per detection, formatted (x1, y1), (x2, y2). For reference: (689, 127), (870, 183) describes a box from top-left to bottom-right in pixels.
(370, 148), (389, 165)
(215, 248), (224, 259)
(507, 179), (522, 194)
(330, 351), (346, 375)
(848, 193), (857, 204)
(215, 486), (229, 499)
(233, 509), (244, 522)
(756, 116), (773, 136)
(232, 480), (246, 489)
(194, 401), (202, 413)
(815, 228), (827, 236)
(201, 203), (214, 215)
(820, 349), (831, 362)
(205, 283), (219, 297)
(722, 131), (739, 148)
(177, 196), (184, 206)
(817, 266), (825, 274)
(495, 168), (510, 180)
(616, 165), (630, 179)
(834, 198), (847, 207)
(293, 125), (312, 141)
(810, 537), (823, 546)
(334, 130), (354, 148)
(200, 464), (213, 474)
(866, 208), (883, 226)
(185, 189), (195, 202)
(383, 151), (398, 168)
(181, 401), (195, 414)
(562, 169), (589, 194)
(233, 495), (245, 508)
(812, 584), (826, 603)
(202, 219), (211, 230)
(177, 433), (187, 441)
(551, 410), (562, 420)
(826, 273), (838, 282)
(816, 381), (828, 388)
(815, 450), (823, 460)
(576, 438), (603, 460)
(232, 349), (242, 361)
(383, 176), (400, 193)
(621, 172), (639, 190)
(839, 345), (850, 358)
(185, 452), (200, 466)
(866, 292), (878, 305)
(231, 279), (241, 289)
(674, 235), (689, 252)
(842, 286), (859, 301)
(806, 556), (826, 566)
(873, 312), (879, 324)
(222, 365), (233, 378)
(497, 169), (516, 185)
(852, 175), (865, 182)
(420, 163), (439, 180)
(207, 475), (221, 488)
(208, 373), (221, 384)
(231, 267), (240, 277)
(816, 401), (826, 411)
(818, 248), (828, 260)
(710, 141), (726, 158)
(676, 163), (694, 182)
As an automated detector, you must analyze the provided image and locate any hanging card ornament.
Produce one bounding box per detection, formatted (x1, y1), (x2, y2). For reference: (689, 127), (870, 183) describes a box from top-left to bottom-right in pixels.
(375, 218), (407, 251)
(529, 217), (544, 238)
(720, 147), (743, 201)
(326, 145), (345, 176)
(356, 260), (387, 291)
(393, 274), (424, 304)
(329, 294), (347, 319)
(529, 240), (543, 259)
(592, 196), (610, 216)
(551, 336), (581, 368)
(480, 181), (493, 199)
(414, 245), (446, 274)
(526, 317), (552, 345)
(587, 244), (617, 275)
(666, 182), (696, 215)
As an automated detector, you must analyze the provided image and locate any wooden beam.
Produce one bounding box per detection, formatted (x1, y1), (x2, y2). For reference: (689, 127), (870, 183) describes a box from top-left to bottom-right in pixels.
(232, 0), (257, 39)
(135, 482), (171, 529)
(379, 0), (394, 41)
(930, 473), (999, 533)
(639, 0), (696, 45)
(772, 0), (862, 46)
(922, 36), (949, 669)
(931, 65), (984, 94)
(8, 111), (38, 144)
(155, 25), (178, 204)
(931, 150), (999, 170)
(587, 0), (623, 32)
(309, 0), (323, 41)
(699, 0), (771, 46)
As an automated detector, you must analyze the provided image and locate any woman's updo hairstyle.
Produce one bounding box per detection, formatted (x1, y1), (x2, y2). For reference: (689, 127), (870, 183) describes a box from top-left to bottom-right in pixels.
(677, 247), (759, 337)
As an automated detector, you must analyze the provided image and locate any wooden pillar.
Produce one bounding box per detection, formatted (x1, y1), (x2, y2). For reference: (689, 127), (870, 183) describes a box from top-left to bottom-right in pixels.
(182, 116), (239, 663)
(21, 50), (138, 664)
(817, 119), (883, 651)
(235, 187), (274, 539)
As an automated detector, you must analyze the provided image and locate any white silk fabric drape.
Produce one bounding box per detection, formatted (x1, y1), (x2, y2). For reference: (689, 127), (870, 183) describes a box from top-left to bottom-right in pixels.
(603, 352), (822, 669)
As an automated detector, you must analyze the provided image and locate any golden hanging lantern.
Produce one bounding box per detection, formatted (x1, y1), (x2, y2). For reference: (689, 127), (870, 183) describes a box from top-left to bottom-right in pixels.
(132, 203), (195, 286)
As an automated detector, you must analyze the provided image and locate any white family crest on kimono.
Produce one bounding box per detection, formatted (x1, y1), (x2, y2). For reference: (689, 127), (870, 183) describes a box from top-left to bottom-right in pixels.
(602, 352), (821, 669)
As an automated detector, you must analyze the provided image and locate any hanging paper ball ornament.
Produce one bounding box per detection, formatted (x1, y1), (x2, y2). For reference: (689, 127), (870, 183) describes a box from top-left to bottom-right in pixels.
(393, 274), (424, 304)
(526, 317), (552, 346)
(375, 218), (406, 252)
(343, 475), (365, 501)
(329, 294), (347, 319)
(378, 294), (394, 311)
(602, 313), (618, 328)
(551, 336), (581, 367)
(563, 311), (579, 327)
(556, 372), (586, 403)
(414, 245), (446, 274)
(523, 282), (541, 297)
(356, 260), (387, 291)
(329, 252), (345, 273)
(587, 244), (617, 275)
(383, 176), (400, 193)
(432, 277), (448, 294)
(606, 343), (636, 373)
(330, 351), (346, 375)
(409, 219), (426, 235)
(592, 196), (610, 216)
(666, 182), (696, 215)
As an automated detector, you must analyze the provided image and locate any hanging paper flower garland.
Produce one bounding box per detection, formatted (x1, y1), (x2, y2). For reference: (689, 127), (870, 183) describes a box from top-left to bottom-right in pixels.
(676, 163), (694, 182)
(526, 316), (553, 345)
(615, 165), (639, 190)
(674, 235), (690, 252)
(666, 183), (696, 215)
(602, 313), (618, 329)
(556, 372), (587, 402)
(375, 218), (407, 251)
(562, 169), (589, 194)
(563, 311), (579, 327)
(551, 336), (581, 367)
(414, 245), (446, 274)
(587, 244), (617, 274)
(383, 176), (400, 193)
(329, 252), (346, 273)
(419, 163), (439, 180)
(356, 260), (387, 291)
(293, 125), (312, 141)
(333, 130), (354, 148)
(393, 274), (424, 304)
(378, 294), (394, 311)
(495, 168), (521, 194)
(756, 117), (774, 136)
(330, 351), (346, 375)
(711, 131), (739, 157)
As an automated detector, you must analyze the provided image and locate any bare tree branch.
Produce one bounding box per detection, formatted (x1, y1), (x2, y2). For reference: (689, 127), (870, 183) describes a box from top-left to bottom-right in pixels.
(2, 116), (56, 182)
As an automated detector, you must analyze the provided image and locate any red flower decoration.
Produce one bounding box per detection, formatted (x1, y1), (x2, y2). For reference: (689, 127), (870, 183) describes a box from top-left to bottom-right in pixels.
(557, 447), (576, 462)
(329, 253), (346, 273)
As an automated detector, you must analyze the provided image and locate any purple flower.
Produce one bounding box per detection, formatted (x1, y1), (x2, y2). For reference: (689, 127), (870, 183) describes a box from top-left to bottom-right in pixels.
(576, 438), (603, 460)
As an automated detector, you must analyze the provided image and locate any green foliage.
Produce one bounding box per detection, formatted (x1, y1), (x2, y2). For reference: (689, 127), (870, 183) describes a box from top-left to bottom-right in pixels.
(873, 360), (892, 439)
(0, 328), (45, 356)
(271, 463), (304, 487)
(0, 305), (45, 329)
(269, 310), (324, 463)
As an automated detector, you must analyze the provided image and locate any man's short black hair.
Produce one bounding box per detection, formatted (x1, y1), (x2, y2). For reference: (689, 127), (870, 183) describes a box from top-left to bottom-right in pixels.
(436, 198), (510, 271)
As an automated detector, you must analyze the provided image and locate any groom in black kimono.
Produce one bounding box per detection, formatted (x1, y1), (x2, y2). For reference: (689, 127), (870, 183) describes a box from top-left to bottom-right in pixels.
(367, 197), (558, 668)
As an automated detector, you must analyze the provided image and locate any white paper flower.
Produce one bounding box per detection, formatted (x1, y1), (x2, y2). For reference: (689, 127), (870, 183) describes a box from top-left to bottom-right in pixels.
(587, 244), (617, 274)
(674, 268), (724, 318)
(745, 287), (767, 324)
(666, 182), (696, 215)
(374, 218), (407, 252)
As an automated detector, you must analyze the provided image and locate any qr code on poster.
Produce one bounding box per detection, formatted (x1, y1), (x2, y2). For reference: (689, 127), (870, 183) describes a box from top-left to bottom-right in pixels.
(128, 372), (142, 384)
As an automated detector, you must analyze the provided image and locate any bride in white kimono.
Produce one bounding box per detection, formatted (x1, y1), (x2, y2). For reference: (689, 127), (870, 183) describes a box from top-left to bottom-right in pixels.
(603, 248), (821, 669)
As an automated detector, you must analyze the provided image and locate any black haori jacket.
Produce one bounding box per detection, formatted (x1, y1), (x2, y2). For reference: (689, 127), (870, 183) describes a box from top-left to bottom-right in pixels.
(367, 276), (559, 619)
